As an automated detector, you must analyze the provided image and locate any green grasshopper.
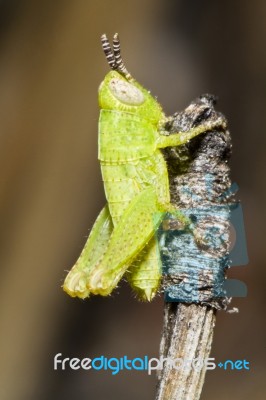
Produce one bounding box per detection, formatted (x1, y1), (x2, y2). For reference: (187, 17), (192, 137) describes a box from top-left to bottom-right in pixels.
(63, 33), (226, 301)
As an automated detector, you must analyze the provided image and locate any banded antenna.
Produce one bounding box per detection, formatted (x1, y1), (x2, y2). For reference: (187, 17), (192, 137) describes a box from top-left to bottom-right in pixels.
(101, 33), (132, 80)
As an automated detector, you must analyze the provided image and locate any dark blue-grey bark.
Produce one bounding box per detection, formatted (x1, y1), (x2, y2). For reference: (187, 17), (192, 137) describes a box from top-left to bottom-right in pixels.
(156, 95), (233, 400)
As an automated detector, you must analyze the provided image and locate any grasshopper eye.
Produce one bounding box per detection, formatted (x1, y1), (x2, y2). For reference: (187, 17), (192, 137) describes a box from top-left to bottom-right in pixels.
(109, 78), (145, 105)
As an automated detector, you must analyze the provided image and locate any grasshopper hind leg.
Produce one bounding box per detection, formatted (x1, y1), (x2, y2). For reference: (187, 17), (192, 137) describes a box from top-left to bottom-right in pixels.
(87, 187), (164, 296)
(126, 237), (161, 301)
(63, 205), (113, 298)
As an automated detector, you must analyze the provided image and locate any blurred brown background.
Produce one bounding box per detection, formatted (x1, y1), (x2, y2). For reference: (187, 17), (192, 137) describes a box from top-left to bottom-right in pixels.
(0, 1), (265, 399)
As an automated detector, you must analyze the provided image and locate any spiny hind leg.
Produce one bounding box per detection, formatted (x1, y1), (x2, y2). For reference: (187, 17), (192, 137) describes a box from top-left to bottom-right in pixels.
(63, 204), (113, 298)
(126, 236), (161, 301)
(87, 187), (164, 296)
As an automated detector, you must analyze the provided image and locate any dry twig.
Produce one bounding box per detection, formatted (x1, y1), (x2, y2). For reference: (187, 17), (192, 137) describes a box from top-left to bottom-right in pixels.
(156, 95), (233, 400)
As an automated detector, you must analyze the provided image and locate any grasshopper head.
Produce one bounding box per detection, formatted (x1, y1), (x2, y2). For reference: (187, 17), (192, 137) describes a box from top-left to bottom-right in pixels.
(99, 34), (165, 125)
(98, 71), (164, 125)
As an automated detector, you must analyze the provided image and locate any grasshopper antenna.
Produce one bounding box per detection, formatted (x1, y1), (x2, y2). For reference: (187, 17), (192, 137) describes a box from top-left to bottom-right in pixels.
(101, 33), (132, 80)
(112, 33), (132, 80)
(101, 34), (116, 69)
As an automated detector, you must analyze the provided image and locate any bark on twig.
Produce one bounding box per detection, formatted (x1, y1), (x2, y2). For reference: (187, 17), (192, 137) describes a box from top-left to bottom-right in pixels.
(156, 95), (233, 400)
(157, 303), (216, 400)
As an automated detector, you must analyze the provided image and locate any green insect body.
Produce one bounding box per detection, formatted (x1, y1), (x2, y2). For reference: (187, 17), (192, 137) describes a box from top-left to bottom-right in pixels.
(63, 34), (226, 301)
